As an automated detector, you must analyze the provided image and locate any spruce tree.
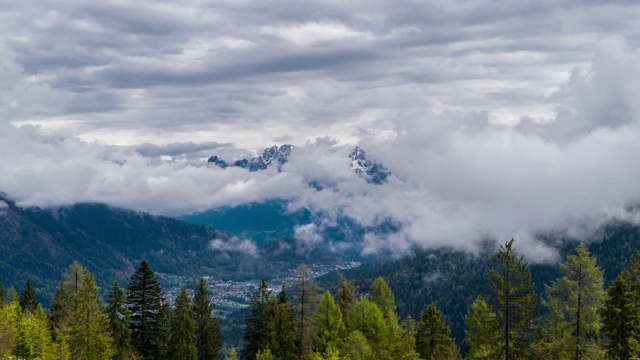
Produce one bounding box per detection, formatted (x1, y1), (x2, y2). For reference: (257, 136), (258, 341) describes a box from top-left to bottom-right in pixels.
(19, 279), (39, 314)
(126, 260), (166, 360)
(107, 281), (132, 360)
(464, 295), (500, 360)
(66, 271), (114, 360)
(49, 262), (87, 337)
(266, 285), (296, 360)
(242, 279), (271, 360)
(335, 274), (355, 326)
(168, 286), (197, 360)
(487, 239), (539, 360)
(312, 291), (345, 354)
(193, 277), (222, 360)
(415, 303), (455, 360)
(543, 243), (605, 359)
(601, 274), (640, 359)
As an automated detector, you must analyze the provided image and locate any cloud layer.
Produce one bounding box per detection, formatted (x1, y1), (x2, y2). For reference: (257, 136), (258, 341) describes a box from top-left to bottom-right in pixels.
(3, 1), (640, 260)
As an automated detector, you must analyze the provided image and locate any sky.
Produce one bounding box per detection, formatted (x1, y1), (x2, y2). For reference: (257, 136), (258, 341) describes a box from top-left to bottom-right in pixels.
(3, 0), (640, 260)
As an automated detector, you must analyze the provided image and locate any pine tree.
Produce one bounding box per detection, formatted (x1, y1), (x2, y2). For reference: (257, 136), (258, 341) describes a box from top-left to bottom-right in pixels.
(242, 279), (271, 360)
(266, 285), (296, 360)
(336, 274), (355, 326)
(349, 298), (390, 358)
(168, 286), (197, 360)
(368, 277), (402, 356)
(19, 279), (39, 314)
(312, 291), (345, 354)
(66, 271), (114, 360)
(193, 277), (222, 360)
(543, 243), (605, 359)
(601, 274), (640, 359)
(464, 295), (500, 360)
(415, 303), (455, 360)
(107, 281), (133, 360)
(50, 262), (88, 336)
(295, 265), (320, 360)
(126, 260), (166, 360)
(487, 239), (539, 360)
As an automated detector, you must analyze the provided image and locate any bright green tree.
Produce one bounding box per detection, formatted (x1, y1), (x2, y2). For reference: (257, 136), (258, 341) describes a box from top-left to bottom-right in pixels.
(415, 303), (455, 360)
(487, 239), (539, 360)
(19, 279), (39, 314)
(256, 348), (276, 360)
(193, 277), (222, 360)
(348, 299), (390, 358)
(341, 330), (374, 360)
(464, 295), (500, 360)
(312, 291), (345, 354)
(369, 277), (395, 321)
(168, 286), (197, 360)
(601, 274), (640, 359)
(126, 260), (166, 360)
(66, 271), (114, 360)
(50, 262), (87, 337)
(543, 243), (605, 359)
(266, 285), (296, 360)
(242, 279), (271, 360)
(107, 281), (133, 360)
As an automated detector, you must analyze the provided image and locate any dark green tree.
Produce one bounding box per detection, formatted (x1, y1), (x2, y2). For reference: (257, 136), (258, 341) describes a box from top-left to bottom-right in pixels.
(266, 285), (296, 360)
(415, 303), (455, 360)
(601, 274), (640, 359)
(193, 277), (222, 360)
(295, 265), (320, 360)
(487, 239), (539, 360)
(336, 274), (355, 326)
(19, 279), (39, 314)
(126, 260), (166, 360)
(107, 281), (133, 360)
(242, 279), (271, 360)
(168, 286), (197, 360)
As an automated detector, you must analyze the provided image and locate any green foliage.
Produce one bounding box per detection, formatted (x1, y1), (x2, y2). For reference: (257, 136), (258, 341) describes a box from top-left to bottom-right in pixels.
(464, 296), (500, 359)
(601, 274), (640, 359)
(543, 243), (605, 359)
(266, 286), (297, 360)
(19, 278), (39, 314)
(348, 299), (390, 358)
(224, 347), (240, 360)
(487, 239), (539, 360)
(312, 291), (345, 354)
(168, 286), (197, 360)
(295, 264), (321, 360)
(256, 347), (276, 360)
(336, 274), (355, 326)
(370, 277), (396, 320)
(66, 271), (113, 360)
(107, 280), (133, 360)
(126, 260), (166, 360)
(242, 279), (271, 360)
(415, 303), (455, 360)
(341, 330), (374, 360)
(193, 277), (222, 360)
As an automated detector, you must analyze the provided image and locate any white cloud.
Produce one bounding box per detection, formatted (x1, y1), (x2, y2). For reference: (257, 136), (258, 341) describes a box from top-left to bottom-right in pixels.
(210, 237), (258, 257)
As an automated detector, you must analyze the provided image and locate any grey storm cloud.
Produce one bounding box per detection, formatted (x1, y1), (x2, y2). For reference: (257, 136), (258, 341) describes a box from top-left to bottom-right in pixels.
(3, 1), (640, 260)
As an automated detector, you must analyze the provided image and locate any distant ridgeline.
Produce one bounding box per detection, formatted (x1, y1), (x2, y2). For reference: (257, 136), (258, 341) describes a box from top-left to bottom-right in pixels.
(207, 144), (391, 185)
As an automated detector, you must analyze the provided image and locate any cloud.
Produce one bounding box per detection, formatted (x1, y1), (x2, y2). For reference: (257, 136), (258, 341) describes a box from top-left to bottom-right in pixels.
(210, 237), (258, 257)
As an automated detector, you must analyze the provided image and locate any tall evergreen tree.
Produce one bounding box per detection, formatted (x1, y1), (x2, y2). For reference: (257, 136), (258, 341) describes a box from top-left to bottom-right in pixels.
(168, 286), (197, 360)
(49, 262), (87, 338)
(601, 274), (640, 359)
(242, 279), (271, 360)
(370, 277), (395, 321)
(464, 295), (500, 360)
(19, 279), (39, 314)
(349, 298), (391, 358)
(295, 265), (320, 360)
(107, 281), (133, 360)
(193, 277), (222, 360)
(66, 271), (114, 360)
(543, 243), (605, 359)
(266, 285), (297, 360)
(312, 291), (345, 354)
(126, 260), (166, 360)
(415, 303), (455, 360)
(487, 239), (539, 360)
(335, 274), (355, 326)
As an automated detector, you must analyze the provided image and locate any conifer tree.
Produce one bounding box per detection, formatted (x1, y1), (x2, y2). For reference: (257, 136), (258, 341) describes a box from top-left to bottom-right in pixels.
(601, 274), (640, 359)
(464, 295), (500, 360)
(336, 274), (355, 326)
(543, 243), (605, 359)
(342, 330), (374, 360)
(368, 277), (402, 356)
(19, 279), (39, 314)
(487, 239), (539, 360)
(66, 271), (114, 360)
(266, 285), (296, 360)
(193, 277), (222, 360)
(25, 305), (59, 359)
(168, 286), (197, 360)
(349, 298), (390, 358)
(126, 260), (166, 360)
(107, 281), (133, 360)
(397, 316), (421, 360)
(295, 265), (320, 360)
(415, 303), (455, 360)
(50, 262), (87, 336)
(312, 291), (345, 354)
(242, 279), (271, 360)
